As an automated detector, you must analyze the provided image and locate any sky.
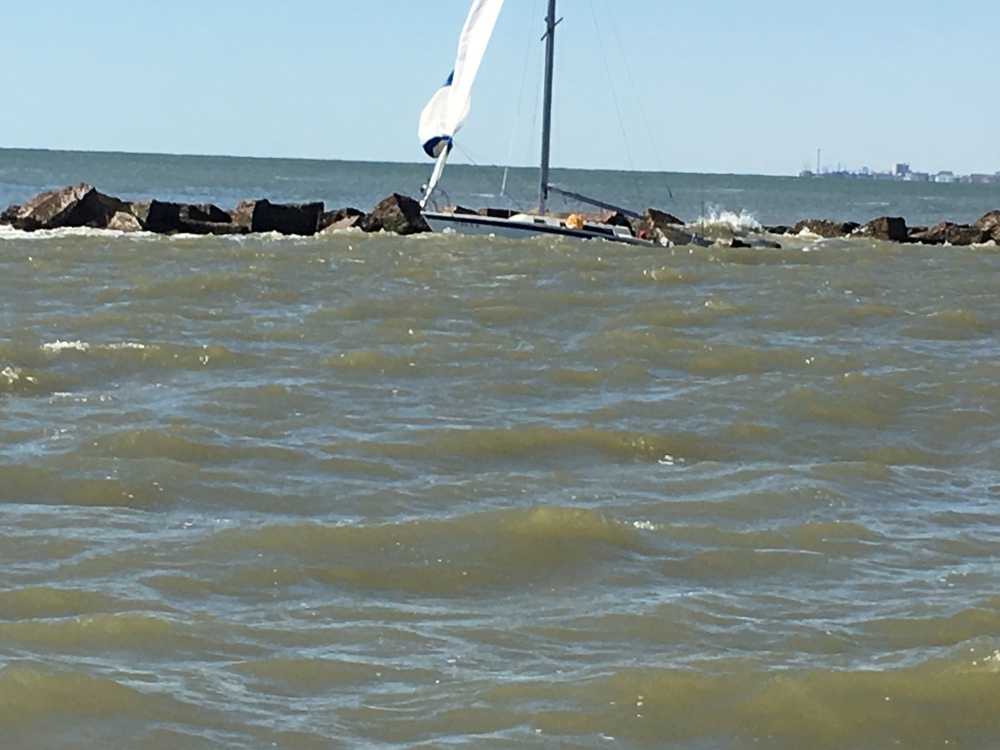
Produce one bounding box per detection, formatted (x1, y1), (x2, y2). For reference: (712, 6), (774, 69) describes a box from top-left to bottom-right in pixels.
(2, 0), (998, 176)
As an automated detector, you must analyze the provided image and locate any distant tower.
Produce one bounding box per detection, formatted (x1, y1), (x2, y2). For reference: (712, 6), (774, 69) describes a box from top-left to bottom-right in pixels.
(817, 149), (821, 174)
(894, 163), (910, 177)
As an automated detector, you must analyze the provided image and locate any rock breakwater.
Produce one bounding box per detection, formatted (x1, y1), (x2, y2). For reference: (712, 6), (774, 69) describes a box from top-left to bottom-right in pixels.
(3, 183), (998, 247)
(0, 183), (430, 237)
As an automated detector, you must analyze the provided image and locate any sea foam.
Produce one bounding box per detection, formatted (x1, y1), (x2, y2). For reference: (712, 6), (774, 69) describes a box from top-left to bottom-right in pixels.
(690, 204), (762, 233)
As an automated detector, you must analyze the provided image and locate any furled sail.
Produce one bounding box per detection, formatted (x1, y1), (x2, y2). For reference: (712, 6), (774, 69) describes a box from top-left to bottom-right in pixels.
(418, 0), (504, 205)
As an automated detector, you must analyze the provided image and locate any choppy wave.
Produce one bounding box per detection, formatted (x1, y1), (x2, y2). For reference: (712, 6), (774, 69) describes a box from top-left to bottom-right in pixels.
(497, 657), (1000, 747)
(0, 464), (153, 508)
(0, 669), (190, 726)
(200, 506), (648, 595)
(4, 181), (1000, 747)
(328, 426), (720, 468)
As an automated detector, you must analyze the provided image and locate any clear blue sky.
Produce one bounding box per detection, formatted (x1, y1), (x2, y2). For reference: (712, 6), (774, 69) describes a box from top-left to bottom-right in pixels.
(3, 0), (997, 176)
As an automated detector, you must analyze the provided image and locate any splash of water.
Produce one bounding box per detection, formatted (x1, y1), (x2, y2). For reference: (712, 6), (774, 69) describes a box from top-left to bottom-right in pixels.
(691, 204), (762, 234)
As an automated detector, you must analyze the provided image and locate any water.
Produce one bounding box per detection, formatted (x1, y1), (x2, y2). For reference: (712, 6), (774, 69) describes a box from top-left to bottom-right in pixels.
(2, 148), (1000, 749)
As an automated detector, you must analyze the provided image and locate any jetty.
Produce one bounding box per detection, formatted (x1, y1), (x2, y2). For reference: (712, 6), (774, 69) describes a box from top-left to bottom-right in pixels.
(2, 183), (999, 247)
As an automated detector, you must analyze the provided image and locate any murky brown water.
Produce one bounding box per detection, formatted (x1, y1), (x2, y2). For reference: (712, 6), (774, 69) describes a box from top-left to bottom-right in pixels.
(2, 189), (1000, 748)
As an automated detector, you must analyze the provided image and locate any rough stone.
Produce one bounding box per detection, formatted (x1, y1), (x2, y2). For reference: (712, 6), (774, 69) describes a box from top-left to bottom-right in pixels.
(361, 193), (430, 235)
(792, 219), (861, 238)
(230, 199), (324, 235)
(973, 210), (1000, 241)
(321, 215), (365, 232)
(129, 200), (246, 235)
(659, 225), (713, 247)
(181, 203), (231, 224)
(636, 207), (688, 243)
(177, 203), (244, 235)
(11, 183), (126, 231)
(318, 207), (364, 231)
(107, 211), (143, 232)
(229, 200), (256, 231)
(857, 216), (909, 243)
(717, 237), (753, 249)
(645, 208), (684, 226)
(581, 209), (632, 229)
(1, 204), (20, 225)
(909, 221), (988, 246)
(129, 200), (183, 232)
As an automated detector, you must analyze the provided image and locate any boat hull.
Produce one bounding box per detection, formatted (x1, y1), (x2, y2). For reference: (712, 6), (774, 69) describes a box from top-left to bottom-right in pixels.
(422, 211), (658, 246)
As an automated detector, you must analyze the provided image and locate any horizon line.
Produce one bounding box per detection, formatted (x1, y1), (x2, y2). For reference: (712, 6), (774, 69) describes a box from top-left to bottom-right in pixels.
(0, 145), (796, 179)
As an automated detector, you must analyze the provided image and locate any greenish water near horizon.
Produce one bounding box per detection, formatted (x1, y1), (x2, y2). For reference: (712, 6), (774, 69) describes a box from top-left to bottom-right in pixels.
(1, 148), (999, 748)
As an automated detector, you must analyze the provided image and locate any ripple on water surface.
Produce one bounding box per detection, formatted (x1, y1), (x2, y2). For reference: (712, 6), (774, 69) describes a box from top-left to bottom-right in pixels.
(2, 227), (1000, 747)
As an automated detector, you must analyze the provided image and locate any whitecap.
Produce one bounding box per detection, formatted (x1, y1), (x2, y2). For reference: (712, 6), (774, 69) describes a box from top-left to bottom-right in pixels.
(41, 340), (90, 353)
(690, 204), (762, 232)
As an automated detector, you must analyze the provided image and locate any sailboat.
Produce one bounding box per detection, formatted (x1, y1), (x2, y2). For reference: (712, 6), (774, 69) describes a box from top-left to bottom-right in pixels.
(417, 0), (659, 246)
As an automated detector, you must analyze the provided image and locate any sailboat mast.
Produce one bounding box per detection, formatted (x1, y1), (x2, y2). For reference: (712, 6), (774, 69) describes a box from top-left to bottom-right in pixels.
(538, 0), (557, 214)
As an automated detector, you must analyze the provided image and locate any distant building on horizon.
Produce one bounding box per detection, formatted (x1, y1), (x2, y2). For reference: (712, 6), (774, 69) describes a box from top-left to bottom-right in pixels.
(799, 162), (998, 184)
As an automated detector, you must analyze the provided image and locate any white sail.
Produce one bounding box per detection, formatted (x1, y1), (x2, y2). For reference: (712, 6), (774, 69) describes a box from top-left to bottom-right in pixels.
(419, 0), (504, 204)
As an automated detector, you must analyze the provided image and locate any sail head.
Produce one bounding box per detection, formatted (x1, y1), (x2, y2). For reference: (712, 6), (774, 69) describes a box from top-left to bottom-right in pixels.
(418, 0), (504, 203)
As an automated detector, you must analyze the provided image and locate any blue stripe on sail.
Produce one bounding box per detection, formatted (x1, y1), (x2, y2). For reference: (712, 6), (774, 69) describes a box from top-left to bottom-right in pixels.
(422, 135), (453, 159)
(419, 70), (458, 158)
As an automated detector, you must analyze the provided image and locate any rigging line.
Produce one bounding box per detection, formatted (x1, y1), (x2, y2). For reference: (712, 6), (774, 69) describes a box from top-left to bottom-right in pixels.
(597, 0), (660, 170)
(588, 0), (635, 173)
(453, 144), (530, 212)
(527, 3), (543, 192)
(598, 0), (675, 202)
(501, 0), (543, 199)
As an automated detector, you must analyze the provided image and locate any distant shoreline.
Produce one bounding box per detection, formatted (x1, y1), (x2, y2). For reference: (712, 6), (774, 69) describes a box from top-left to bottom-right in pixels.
(800, 165), (1000, 185)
